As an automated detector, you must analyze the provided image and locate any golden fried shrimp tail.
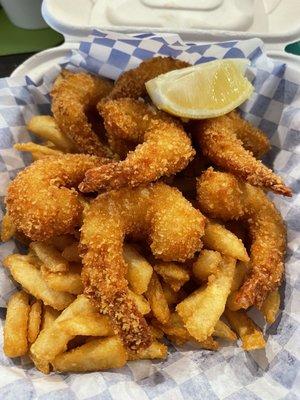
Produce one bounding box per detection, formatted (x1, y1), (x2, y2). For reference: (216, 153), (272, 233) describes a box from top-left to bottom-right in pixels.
(80, 183), (205, 350)
(193, 114), (291, 197)
(79, 98), (195, 192)
(108, 56), (189, 100)
(51, 70), (113, 157)
(197, 168), (286, 308)
(6, 154), (110, 241)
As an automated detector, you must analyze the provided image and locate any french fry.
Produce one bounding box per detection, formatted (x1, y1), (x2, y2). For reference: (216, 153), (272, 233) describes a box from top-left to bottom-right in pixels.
(156, 312), (190, 342)
(52, 336), (127, 372)
(149, 324), (164, 340)
(128, 289), (151, 315)
(124, 244), (153, 294)
(203, 222), (249, 262)
(14, 142), (63, 157)
(60, 314), (113, 336)
(28, 300), (42, 343)
(192, 249), (222, 282)
(154, 262), (190, 292)
(224, 309), (266, 351)
(261, 289), (280, 324)
(31, 151), (55, 160)
(61, 242), (81, 263)
(161, 281), (185, 306)
(27, 115), (76, 152)
(30, 242), (69, 272)
(31, 305), (60, 374)
(146, 272), (170, 324)
(41, 305), (60, 330)
(4, 291), (30, 357)
(193, 336), (219, 350)
(226, 261), (250, 311)
(177, 256), (236, 342)
(3, 254), (75, 310)
(128, 341), (167, 360)
(30, 295), (112, 364)
(40, 264), (83, 295)
(176, 287), (206, 320)
(1, 212), (16, 242)
(46, 234), (76, 252)
(213, 320), (237, 341)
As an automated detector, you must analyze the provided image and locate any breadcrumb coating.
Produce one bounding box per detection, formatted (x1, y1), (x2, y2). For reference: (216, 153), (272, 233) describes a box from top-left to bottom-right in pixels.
(227, 111), (270, 158)
(79, 98), (195, 192)
(6, 154), (109, 241)
(51, 70), (113, 157)
(80, 182), (205, 350)
(197, 168), (286, 308)
(193, 114), (291, 196)
(108, 56), (189, 100)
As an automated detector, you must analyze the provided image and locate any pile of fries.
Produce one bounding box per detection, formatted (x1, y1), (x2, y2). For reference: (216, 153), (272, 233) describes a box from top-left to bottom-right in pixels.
(1, 112), (281, 374)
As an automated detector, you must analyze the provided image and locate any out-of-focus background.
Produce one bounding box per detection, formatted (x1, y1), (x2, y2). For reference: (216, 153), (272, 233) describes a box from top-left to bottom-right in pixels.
(0, 0), (299, 78)
(0, 0), (62, 77)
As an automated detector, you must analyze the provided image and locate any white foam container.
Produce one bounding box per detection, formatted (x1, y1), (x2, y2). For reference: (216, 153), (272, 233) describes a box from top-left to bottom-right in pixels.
(11, 0), (300, 78)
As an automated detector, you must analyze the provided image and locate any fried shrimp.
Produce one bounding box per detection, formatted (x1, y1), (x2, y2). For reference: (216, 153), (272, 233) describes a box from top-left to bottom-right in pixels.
(79, 98), (195, 192)
(80, 182), (205, 350)
(51, 70), (113, 157)
(6, 154), (109, 241)
(108, 56), (189, 100)
(197, 168), (286, 308)
(227, 111), (270, 158)
(193, 114), (291, 197)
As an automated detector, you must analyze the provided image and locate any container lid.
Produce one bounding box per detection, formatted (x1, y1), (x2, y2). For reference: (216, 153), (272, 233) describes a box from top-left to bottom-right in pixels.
(42, 0), (300, 50)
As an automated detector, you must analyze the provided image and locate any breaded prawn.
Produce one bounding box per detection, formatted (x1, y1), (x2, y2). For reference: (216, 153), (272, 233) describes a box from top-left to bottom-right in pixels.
(197, 169), (286, 308)
(227, 111), (270, 158)
(6, 154), (110, 241)
(108, 56), (189, 100)
(193, 114), (291, 196)
(51, 70), (113, 157)
(80, 182), (205, 350)
(79, 98), (195, 192)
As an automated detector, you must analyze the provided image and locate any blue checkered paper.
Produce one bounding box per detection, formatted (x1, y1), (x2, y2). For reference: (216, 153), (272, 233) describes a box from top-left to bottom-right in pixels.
(0, 31), (299, 400)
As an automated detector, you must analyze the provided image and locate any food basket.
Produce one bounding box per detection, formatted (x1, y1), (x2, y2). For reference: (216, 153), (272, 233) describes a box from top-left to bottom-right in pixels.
(0, 1), (299, 399)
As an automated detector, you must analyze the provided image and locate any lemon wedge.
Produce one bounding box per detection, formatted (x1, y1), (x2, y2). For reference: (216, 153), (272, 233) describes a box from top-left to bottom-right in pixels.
(145, 58), (253, 119)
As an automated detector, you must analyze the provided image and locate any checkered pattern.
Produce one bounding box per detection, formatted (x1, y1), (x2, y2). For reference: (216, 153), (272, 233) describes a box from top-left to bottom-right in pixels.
(0, 30), (299, 399)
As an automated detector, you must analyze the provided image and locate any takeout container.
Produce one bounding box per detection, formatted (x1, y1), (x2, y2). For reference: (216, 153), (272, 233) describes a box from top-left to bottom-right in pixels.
(11, 0), (300, 80)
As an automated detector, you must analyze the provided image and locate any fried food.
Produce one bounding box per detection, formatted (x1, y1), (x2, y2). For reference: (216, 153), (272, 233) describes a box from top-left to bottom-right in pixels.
(52, 336), (127, 372)
(51, 70), (113, 157)
(227, 111), (270, 158)
(108, 56), (189, 100)
(4, 291), (30, 357)
(3, 254), (75, 310)
(176, 256), (236, 342)
(224, 309), (266, 351)
(27, 115), (76, 153)
(80, 183), (205, 350)
(6, 154), (109, 241)
(197, 169), (286, 308)
(79, 98), (195, 192)
(193, 113), (291, 196)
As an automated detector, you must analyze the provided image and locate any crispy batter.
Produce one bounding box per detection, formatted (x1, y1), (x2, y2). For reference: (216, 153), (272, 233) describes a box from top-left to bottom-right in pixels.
(227, 111), (270, 158)
(193, 114), (291, 196)
(79, 98), (195, 192)
(197, 169), (286, 308)
(51, 70), (113, 157)
(6, 154), (109, 241)
(108, 56), (189, 100)
(80, 182), (205, 350)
